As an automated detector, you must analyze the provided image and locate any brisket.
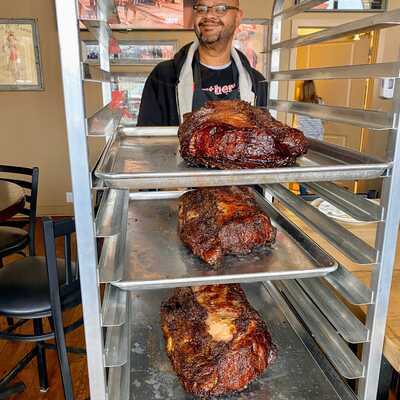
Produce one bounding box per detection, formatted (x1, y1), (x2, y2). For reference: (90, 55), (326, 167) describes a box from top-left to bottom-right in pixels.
(161, 284), (276, 397)
(178, 186), (276, 266)
(178, 100), (308, 169)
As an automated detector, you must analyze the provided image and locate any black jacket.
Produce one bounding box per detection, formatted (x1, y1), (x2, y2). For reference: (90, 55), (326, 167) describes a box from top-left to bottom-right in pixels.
(137, 42), (268, 126)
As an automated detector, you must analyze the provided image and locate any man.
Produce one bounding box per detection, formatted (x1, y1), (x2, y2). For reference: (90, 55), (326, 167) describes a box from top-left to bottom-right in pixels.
(137, 0), (268, 126)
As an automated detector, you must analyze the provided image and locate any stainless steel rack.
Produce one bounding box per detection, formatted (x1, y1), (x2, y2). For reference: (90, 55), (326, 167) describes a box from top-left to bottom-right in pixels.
(54, 1), (400, 399)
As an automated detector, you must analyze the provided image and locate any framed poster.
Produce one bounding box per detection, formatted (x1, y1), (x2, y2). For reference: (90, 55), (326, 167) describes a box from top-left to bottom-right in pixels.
(0, 19), (43, 91)
(83, 40), (177, 65)
(79, 0), (194, 30)
(294, 0), (386, 11)
(78, 0), (97, 20)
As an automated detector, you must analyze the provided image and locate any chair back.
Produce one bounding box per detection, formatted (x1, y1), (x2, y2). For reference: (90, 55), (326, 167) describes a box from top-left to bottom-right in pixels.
(0, 165), (39, 256)
(42, 217), (79, 301)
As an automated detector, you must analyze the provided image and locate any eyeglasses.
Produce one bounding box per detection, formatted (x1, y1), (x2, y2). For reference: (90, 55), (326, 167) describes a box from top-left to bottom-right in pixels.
(193, 4), (239, 16)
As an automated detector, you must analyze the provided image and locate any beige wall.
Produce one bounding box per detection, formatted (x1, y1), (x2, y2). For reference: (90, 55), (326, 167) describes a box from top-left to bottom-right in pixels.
(0, 0), (72, 215)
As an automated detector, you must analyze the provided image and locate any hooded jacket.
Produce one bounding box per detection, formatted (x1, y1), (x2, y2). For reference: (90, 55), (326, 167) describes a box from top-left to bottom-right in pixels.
(137, 41), (268, 126)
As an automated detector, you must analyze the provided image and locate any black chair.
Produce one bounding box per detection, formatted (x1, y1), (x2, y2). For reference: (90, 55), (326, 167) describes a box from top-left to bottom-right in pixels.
(0, 165), (39, 266)
(0, 217), (83, 400)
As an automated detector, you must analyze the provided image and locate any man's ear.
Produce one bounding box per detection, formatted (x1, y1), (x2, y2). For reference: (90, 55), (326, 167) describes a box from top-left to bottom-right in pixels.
(236, 9), (244, 26)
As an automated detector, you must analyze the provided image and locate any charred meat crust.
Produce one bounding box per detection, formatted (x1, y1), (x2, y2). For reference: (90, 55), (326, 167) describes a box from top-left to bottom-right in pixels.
(178, 100), (308, 169)
(160, 284), (277, 397)
(178, 186), (277, 266)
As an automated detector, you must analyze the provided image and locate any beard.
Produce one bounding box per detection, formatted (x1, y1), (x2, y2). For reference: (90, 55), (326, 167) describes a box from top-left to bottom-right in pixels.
(194, 18), (236, 46)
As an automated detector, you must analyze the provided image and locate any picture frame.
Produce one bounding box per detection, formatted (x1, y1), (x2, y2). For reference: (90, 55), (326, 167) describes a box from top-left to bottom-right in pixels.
(293, 0), (386, 12)
(83, 40), (177, 65)
(79, 0), (194, 30)
(0, 19), (43, 91)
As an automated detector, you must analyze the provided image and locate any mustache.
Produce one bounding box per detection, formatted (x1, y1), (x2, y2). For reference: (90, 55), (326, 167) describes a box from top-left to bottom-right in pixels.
(199, 18), (223, 26)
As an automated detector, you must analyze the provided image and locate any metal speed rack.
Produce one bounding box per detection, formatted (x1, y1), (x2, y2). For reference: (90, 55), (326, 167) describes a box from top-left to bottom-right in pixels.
(54, 1), (400, 399)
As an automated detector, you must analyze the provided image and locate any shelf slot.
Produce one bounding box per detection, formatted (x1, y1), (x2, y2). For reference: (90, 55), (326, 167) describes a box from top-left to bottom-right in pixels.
(273, 0), (327, 18)
(80, 19), (111, 41)
(280, 280), (364, 379)
(265, 183), (377, 264)
(82, 63), (111, 83)
(81, 19), (111, 78)
(87, 102), (122, 136)
(96, 189), (129, 237)
(305, 182), (383, 222)
(98, 193), (128, 283)
(102, 284), (128, 327)
(270, 62), (400, 81)
(98, 235), (124, 283)
(324, 264), (373, 305)
(108, 362), (130, 400)
(298, 278), (369, 343)
(268, 100), (395, 130)
(107, 299), (130, 399)
(104, 323), (129, 368)
(272, 8), (400, 50)
(306, 138), (389, 166)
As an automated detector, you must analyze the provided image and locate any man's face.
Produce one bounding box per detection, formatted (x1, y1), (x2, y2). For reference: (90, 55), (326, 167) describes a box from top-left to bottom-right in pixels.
(193, 0), (243, 46)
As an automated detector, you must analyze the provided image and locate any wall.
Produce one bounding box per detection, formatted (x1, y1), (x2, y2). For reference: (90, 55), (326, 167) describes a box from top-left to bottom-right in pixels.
(0, 0), (272, 216)
(0, 0), (72, 215)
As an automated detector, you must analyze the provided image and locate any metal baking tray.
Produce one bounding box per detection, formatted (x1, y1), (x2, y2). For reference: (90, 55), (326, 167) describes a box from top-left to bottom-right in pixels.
(94, 128), (390, 189)
(111, 191), (337, 290)
(128, 283), (343, 400)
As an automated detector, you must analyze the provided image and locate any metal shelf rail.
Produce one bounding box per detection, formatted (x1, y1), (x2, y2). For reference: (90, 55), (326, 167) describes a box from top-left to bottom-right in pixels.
(267, 1), (400, 399)
(53, 1), (400, 399)
(54, 1), (124, 399)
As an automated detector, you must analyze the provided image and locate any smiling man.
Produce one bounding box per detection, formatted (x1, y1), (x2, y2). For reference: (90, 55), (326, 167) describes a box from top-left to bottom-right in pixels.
(137, 0), (268, 126)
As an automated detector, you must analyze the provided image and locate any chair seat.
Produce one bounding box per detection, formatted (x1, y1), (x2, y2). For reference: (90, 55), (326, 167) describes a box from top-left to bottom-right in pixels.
(0, 226), (28, 255)
(0, 256), (80, 317)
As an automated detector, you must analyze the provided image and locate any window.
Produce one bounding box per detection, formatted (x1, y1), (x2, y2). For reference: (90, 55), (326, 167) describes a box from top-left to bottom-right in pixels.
(111, 74), (148, 125)
(233, 20), (269, 76)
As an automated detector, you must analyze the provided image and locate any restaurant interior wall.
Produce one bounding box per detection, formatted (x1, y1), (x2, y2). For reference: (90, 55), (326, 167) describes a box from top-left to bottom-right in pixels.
(1, 0), (399, 215)
(0, 0), (71, 216)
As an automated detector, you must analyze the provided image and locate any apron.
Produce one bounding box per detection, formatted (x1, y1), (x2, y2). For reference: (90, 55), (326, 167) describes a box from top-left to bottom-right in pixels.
(192, 52), (240, 112)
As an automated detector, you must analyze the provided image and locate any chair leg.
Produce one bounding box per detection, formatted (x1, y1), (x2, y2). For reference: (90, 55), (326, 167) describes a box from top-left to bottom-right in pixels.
(6, 318), (13, 327)
(33, 319), (49, 392)
(50, 313), (75, 400)
(0, 258), (3, 268)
